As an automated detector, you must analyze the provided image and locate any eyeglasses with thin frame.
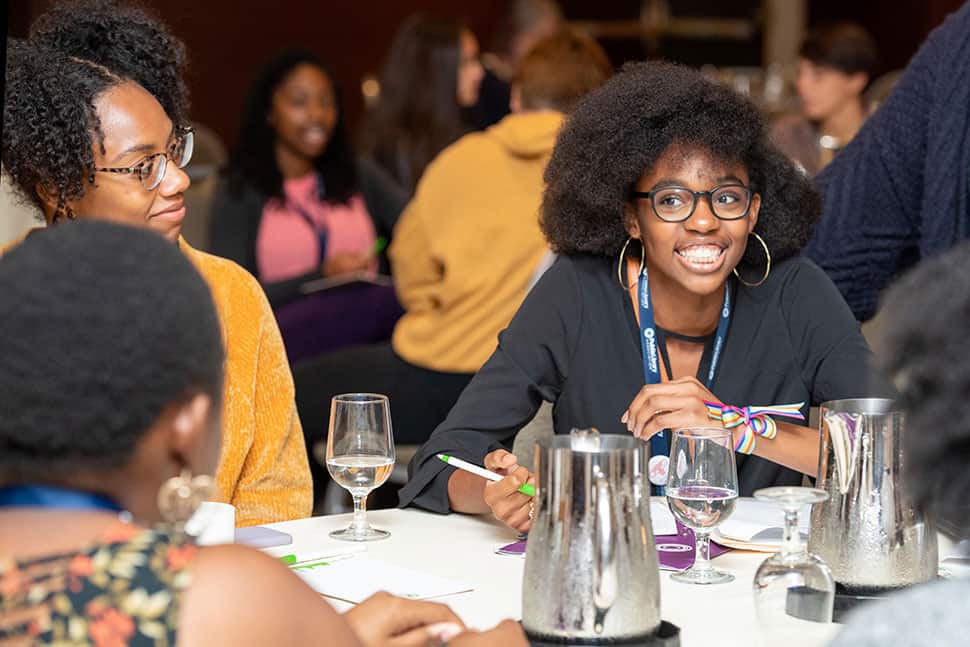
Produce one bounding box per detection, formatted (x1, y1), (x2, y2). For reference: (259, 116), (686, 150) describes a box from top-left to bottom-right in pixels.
(92, 126), (195, 191)
(631, 183), (753, 223)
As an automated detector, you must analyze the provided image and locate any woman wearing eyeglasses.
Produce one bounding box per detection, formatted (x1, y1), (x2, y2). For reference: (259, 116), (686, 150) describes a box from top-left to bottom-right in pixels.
(401, 62), (883, 532)
(1, 3), (312, 526)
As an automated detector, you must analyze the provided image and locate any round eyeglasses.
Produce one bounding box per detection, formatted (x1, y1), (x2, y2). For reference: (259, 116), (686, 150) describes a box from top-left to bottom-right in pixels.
(632, 183), (753, 223)
(93, 127), (195, 191)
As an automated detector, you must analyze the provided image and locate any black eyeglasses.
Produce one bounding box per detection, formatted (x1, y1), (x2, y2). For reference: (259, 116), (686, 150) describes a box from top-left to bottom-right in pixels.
(631, 183), (753, 223)
(93, 126), (195, 191)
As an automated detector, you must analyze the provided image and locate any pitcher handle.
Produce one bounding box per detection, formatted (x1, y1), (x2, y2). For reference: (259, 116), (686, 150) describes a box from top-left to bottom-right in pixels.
(592, 469), (618, 634)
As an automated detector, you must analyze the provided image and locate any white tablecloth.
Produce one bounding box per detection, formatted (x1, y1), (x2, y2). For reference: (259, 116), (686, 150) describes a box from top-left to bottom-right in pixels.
(265, 505), (841, 646)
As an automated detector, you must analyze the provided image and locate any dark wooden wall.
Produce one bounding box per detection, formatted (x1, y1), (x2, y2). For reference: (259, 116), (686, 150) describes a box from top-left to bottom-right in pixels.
(7, 0), (967, 150)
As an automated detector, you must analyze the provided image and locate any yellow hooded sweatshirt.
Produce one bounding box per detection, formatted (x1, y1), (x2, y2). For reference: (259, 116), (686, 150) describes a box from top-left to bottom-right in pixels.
(390, 111), (563, 374)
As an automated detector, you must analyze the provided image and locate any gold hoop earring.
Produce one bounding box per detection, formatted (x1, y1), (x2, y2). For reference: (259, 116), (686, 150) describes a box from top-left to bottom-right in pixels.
(733, 232), (771, 287)
(157, 468), (215, 532)
(617, 237), (645, 290)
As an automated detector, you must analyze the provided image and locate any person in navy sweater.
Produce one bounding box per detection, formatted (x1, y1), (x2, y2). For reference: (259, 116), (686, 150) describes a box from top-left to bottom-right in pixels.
(804, 2), (970, 322)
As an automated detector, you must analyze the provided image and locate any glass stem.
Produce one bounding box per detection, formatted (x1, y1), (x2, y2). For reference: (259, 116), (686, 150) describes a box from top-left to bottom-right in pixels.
(693, 530), (713, 573)
(782, 508), (802, 559)
(351, 493), (369, 533)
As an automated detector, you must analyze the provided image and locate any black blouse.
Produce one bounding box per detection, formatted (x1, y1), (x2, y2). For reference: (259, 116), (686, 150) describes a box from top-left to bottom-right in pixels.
(399, 254), (882, 512)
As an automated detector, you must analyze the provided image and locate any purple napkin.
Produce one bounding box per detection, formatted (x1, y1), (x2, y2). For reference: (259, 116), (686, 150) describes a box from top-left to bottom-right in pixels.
(497, 522), (731, 569)
(655, 521), (731, 570)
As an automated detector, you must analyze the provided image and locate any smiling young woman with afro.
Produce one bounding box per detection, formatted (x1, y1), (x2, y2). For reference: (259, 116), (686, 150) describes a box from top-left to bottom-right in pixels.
(400, 61), (886, 532)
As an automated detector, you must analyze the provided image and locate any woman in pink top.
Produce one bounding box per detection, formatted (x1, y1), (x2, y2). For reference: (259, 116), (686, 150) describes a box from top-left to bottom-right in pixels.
(211, 51), (405, 365)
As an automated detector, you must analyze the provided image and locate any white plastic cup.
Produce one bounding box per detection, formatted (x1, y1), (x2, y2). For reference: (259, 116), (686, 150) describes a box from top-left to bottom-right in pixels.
(185, 501), (236, 545)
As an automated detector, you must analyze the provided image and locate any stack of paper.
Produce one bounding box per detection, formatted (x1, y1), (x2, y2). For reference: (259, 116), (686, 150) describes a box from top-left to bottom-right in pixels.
(712, 499), (812, 552)
(293, 558), (473, 603)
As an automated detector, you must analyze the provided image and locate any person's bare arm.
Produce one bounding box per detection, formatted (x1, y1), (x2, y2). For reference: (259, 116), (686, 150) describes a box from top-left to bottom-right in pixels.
(179, 544), (361, 647)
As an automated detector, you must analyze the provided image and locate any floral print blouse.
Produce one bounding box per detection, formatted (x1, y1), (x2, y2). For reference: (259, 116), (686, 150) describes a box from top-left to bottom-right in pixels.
(0, 522), (197, 646)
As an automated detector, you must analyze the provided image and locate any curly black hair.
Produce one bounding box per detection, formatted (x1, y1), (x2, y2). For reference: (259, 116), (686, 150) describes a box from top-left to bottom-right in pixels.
(877, 242), (970, 531)
(2, 39), (123, 216)
(224, 51), (358, 203)
(29, 0), (189, 126)
(3, 0), (189, 218)
(0, 221), (223, 480)
(541, 61), (820, 274)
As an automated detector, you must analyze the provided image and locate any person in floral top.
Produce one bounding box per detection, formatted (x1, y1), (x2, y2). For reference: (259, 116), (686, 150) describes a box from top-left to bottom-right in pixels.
(0, 220), (523, 646)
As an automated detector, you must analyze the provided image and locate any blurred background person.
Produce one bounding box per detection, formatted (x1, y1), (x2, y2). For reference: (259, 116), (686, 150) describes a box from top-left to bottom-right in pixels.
(830, 241), (970, 647)
(296, 29), (613, 509)
(209, 51), (405, 363)
(6, 0), (312, 524)
(468, 0), (563, 130)
(805, 3), (970, 322)
(358, 14), (485, 196)
(0, 220), (525, 647)
(770, 22), (878, 176)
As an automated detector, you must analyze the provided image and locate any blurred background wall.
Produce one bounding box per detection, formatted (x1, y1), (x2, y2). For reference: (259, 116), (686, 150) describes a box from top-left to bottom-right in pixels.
(7, 0), (966, 150)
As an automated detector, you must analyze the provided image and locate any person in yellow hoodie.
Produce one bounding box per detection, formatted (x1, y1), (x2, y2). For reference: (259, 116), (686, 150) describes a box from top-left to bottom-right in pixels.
(1, 2), (311, 525)
(295, 30), (612, 493)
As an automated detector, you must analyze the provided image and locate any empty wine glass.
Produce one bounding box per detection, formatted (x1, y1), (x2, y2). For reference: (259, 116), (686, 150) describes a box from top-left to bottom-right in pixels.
(666, 427), (739, 584)
(326, 393), (395, 541)
(753, 486), (835, 638)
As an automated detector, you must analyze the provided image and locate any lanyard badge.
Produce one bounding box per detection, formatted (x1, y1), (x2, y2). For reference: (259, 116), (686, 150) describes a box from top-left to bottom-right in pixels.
(637, 266), (731, 492)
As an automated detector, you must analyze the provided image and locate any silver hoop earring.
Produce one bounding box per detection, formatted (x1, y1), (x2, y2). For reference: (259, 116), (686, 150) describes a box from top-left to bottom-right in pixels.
(733, 232), (771, 287)
(617, 237), (645, 290)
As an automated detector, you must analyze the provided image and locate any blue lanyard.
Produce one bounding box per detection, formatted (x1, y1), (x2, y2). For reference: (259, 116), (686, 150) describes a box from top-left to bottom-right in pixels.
(0, 484), (123, 512)
(637, 266), (732, 493)
(288, 199), (329, 266)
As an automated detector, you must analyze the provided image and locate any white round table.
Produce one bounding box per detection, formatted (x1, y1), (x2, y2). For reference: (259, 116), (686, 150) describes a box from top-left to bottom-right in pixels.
(264, 503), (843, 646)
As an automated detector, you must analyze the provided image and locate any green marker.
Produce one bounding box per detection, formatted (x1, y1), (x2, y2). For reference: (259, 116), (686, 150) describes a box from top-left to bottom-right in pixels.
(279, 551), (351, 567)
(290, 560), (330, 570)
(372, 236), (388, 256)
(437, 453), (535, 497)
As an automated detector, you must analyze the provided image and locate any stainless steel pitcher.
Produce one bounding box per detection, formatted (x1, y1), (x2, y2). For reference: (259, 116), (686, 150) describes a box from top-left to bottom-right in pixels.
(808, 398), (938, 591)
(522, 430), (661, 643)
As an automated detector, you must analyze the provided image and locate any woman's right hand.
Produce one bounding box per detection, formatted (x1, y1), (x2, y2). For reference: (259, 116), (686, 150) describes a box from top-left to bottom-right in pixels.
(450, 620), (529, 646)
(482, 449), (535, 533)
(344, 591), (465, 647)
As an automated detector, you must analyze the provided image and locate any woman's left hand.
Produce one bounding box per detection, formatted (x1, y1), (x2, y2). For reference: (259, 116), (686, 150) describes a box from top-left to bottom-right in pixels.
(621, 377), (723, 440)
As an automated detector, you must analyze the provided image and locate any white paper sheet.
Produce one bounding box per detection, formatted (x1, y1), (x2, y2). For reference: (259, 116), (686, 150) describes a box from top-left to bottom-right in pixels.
(293, 558), (473, 603)
(262, 537), (366, 562)
(651, 499), (678, 536)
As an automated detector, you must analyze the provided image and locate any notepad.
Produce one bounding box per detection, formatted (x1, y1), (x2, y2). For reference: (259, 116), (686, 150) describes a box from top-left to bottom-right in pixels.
(712, 499), (812, 552)
(293, 558), (473, 603)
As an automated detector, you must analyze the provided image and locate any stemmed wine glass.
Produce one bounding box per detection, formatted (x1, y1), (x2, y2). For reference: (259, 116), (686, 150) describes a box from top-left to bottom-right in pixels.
(326, 393), (395, 541)
(666, 427), (739, 584)
(753, 486), (835, 637)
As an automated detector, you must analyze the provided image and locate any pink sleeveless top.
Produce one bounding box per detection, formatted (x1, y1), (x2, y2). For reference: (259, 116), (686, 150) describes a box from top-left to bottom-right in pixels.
(255, 174), (376, 283)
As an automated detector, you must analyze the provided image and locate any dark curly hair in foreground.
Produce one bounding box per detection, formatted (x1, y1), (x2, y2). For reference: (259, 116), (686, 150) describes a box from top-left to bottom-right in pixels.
(225, 51), (359, 203)
(2, 40), (123, 215)
(0, 221), (224, 481)
(877, 242), (970, 532)
(541, 61), (820, 274)
(30, 0), (189, 126)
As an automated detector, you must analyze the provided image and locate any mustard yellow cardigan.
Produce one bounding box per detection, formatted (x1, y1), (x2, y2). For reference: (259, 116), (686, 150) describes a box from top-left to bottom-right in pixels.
(2, 230), (312, 525)
(181, 239), (312, 526)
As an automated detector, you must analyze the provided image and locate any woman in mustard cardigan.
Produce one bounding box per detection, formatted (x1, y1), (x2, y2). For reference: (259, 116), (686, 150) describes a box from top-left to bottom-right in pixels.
(1, 4), (311, 525)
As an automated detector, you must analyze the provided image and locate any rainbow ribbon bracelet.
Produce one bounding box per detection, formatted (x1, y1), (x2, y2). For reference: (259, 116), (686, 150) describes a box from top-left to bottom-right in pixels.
(703, 401), (806, 454)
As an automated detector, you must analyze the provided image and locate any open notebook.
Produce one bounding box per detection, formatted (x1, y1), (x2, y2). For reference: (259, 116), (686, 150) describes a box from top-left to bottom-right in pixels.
(712, 499), (812, 552)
